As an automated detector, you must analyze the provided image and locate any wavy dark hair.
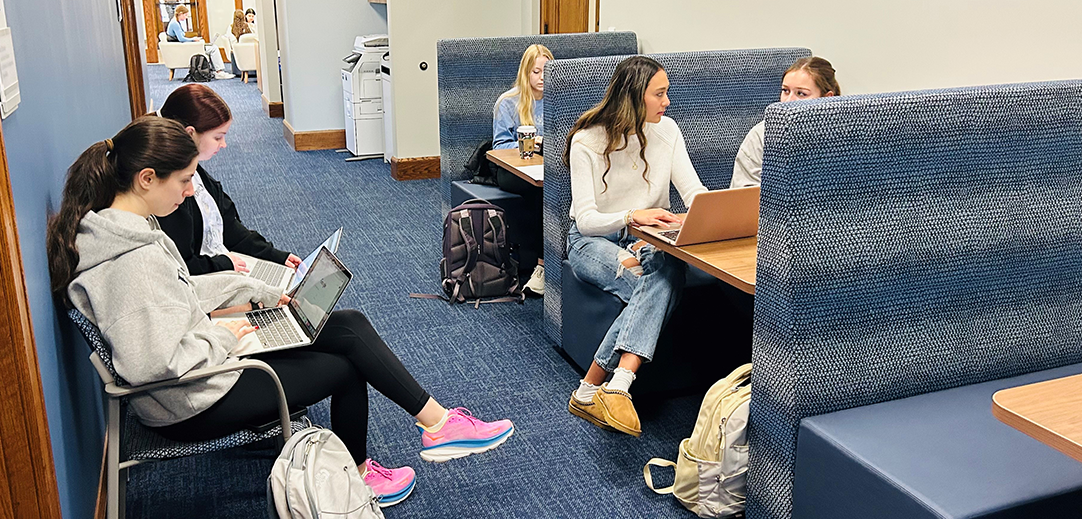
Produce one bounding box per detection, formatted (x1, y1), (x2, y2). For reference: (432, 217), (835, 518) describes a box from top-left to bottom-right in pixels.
(46, 117), (199, 303)
(785, 56), (841, 96)
(563, 56), (663, 192)
(157, 83), (232, 133)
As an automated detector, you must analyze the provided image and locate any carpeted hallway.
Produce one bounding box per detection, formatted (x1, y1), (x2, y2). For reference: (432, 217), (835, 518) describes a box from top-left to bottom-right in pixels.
(127, 64), (702, 519)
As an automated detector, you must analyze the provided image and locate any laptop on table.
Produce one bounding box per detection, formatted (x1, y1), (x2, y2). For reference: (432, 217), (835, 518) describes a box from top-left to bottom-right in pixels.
(219, 247), (353, 357)
(235, 227), (343, 292)
(638, 186), (760, 246)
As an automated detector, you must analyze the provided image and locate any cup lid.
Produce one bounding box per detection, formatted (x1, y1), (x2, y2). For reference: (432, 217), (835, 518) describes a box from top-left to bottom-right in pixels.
(517, 125), (536, 133)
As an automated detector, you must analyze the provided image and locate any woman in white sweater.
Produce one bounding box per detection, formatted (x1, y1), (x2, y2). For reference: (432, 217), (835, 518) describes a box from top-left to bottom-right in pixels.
(563, 56), (707, 437)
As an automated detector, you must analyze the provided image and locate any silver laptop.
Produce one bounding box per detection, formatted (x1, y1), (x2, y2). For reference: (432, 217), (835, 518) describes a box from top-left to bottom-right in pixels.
(236, 228), (343, 291)
(222, 247), (352, 356)
(639, 187), (760, 246)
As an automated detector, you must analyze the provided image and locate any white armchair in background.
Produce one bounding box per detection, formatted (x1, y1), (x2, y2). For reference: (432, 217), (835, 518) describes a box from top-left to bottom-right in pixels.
(157, 32), (204, 80)
(232, 34), (259, 83)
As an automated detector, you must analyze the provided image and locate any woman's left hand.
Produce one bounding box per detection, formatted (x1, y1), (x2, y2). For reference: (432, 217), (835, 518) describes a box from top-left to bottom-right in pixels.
(277, 294), (292, 307)
(209, 303), (253, 318)
(284, 254), (302, 269)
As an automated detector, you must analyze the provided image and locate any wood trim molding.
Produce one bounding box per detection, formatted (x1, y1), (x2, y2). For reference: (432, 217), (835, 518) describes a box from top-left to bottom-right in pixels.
(121, 0), (147, 119)
(390, 156), (440, 181)
(142, 0), (159, 63)
(0, 121), (62, 518)
(261, 94), (283, 118)
(282, 120), (345, 151)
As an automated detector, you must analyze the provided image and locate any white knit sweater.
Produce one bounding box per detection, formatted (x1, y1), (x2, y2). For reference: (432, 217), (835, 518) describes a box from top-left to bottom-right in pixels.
(569, 116), (707, 236)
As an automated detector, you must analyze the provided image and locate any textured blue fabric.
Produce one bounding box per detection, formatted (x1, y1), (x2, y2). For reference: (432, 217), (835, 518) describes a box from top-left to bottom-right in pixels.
(794, 362), (1082, 518)
(542, 48), (812, 346)
(437, 32), (637, 211)
(748, 80), (1082, 519)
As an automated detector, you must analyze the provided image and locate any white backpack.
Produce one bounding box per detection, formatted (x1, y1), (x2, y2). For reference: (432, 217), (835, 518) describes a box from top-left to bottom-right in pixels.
(643, 363), (752, 518)
(268, 426), (385, 519)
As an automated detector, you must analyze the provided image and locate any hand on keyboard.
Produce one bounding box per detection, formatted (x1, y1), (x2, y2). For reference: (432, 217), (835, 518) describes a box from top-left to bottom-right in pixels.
(631, 208), (681, 228)
(227, 253), (249, 273)
(216, 319), (256, 340)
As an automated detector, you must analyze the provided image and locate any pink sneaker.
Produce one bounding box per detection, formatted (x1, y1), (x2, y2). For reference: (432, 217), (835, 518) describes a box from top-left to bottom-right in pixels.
(418, 407), (514, 462)
(361, 459), (416, 508)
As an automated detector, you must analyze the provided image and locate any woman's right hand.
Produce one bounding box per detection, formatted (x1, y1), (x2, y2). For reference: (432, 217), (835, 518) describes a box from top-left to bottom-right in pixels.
(227, 253), (249, 273)
(216, 320), (256, 340)
(631, 208), (682, 228)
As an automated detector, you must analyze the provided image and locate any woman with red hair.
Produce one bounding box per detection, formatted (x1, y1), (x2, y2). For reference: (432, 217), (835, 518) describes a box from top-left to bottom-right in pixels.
(155, 84), (299, 275)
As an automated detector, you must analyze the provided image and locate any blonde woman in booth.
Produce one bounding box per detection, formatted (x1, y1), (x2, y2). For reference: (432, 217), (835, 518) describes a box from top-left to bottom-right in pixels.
(730, 56), (840, 188)
(564, 56), (707, 437)
(47, 117), (515, 509)
(492, 44), (554, 296)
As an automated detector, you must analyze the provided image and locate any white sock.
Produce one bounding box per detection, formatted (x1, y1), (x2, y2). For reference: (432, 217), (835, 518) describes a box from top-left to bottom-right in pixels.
(418, 410), (450, 432)
(607, 367), (636, 394)
(574, 380), (600, 402)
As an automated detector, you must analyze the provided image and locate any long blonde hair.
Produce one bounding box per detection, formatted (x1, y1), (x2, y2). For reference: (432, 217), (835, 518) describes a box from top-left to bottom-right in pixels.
(231, 9), (251, 40)
(563, 56), (663, 192)
(496, 44), (554, 127)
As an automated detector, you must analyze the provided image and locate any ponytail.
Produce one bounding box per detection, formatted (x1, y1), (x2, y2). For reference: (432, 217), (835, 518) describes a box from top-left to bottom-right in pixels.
(46, 117), (199, 303)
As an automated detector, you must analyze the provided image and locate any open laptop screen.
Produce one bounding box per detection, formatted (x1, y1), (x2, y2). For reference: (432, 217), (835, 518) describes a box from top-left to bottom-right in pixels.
(292, 228), (344, 290)
(289, 248), (352, 337)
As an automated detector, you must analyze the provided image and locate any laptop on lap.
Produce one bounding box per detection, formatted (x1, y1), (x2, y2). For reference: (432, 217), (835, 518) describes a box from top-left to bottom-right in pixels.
(219, 247), (352, 356)
(235, 227), (343, 291)
(638, 187), (760, 246)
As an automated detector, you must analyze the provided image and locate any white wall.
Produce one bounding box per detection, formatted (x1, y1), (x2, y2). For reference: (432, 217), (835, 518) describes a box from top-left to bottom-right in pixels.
(206, 0), (236, 43)
(255, 0), (280, 103)
(276, 0), (386, 132)
(600, 0), (1082, 96)
(386, 0), (538, 159)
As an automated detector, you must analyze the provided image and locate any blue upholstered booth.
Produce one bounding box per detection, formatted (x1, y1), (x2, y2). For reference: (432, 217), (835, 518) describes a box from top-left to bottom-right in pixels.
(747, 80), (1082, 519)
(436, 32), (637, 212)
(542, 49), (811, 386)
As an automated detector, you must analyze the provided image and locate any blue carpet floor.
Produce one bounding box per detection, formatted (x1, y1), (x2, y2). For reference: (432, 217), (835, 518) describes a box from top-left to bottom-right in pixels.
(129, 65), (702, 518)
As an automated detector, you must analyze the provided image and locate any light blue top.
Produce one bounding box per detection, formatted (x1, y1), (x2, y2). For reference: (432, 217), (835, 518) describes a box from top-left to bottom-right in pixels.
(492, 94), (543, 150)
(167, 19), (198, 43)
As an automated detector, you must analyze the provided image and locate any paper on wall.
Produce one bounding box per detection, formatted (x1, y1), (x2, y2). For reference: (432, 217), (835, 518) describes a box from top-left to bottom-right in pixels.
(0, 27), (18, 118)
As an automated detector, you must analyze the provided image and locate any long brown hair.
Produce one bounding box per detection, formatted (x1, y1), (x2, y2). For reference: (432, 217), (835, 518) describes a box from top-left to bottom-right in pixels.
(785, 56), (841, 96)
(563, 56), (663, 192)
(231, 9), (251, 40)
(46, 117), (199, 303)
(495, 44), (554, 127)
(158, 83), (232, 133)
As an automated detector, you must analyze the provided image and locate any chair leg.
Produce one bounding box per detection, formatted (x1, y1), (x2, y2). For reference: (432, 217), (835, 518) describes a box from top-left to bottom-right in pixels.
(107, 398), (122, 519)
(242, 71), (248, 83)
(168, 69), (174, 81)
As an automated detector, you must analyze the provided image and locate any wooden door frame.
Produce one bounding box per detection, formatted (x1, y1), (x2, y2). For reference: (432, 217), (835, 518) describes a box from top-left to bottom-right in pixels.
(0, 120), (62, 518)
(121, 0), (148, 119)
(143, 0), (159, 64)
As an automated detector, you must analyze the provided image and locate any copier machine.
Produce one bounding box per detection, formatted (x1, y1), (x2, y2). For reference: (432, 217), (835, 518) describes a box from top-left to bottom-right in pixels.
(342, 35), (389, 159)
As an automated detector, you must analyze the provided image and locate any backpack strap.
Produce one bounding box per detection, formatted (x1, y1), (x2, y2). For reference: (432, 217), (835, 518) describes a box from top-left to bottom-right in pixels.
(643, 458), (677, 495)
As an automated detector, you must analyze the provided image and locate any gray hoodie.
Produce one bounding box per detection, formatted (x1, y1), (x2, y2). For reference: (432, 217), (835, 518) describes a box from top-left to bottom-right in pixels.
(68, 209), (282, 427)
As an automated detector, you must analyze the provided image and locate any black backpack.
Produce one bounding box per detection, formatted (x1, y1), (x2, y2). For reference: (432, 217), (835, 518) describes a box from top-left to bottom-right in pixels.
(412, 199), (522, 306)
(464, 139), (499, 186)
(184, 54), (215, 82)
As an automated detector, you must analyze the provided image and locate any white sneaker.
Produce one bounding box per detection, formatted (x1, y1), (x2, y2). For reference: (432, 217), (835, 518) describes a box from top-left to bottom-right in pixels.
(214, 71), (235, 80)
(524, 265), (545, 296)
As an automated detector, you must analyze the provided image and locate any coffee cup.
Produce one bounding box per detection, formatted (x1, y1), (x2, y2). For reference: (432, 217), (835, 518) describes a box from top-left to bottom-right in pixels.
(517, 125), (537, 159)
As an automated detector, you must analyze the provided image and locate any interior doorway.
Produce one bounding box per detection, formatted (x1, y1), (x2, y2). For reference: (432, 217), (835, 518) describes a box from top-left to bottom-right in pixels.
(540, 0), (600, 34)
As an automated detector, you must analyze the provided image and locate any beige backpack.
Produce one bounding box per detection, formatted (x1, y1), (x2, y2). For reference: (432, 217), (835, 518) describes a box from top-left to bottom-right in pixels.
(643, 363), (752, 518)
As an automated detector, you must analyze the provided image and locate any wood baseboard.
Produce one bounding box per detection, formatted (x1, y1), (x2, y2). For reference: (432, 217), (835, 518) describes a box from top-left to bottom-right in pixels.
(94, 436), (107, 519)
(390, 156), (440, 181)
(261, 94), (284, 118)
(283, 120), (346, 151)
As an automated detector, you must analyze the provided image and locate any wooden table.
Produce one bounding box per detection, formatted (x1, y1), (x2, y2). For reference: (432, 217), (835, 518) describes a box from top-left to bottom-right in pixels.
(629, 225), (757, 294)
(992, 373), (1082, 463)
(486, 148), (543, 187)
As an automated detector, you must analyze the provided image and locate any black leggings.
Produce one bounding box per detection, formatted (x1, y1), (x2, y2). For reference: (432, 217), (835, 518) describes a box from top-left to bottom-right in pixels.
(497, 168), (543, 272)
(155, 309), (430, 461)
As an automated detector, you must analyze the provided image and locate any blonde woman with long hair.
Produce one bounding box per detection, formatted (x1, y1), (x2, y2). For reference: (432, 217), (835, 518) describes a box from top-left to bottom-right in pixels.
(563, 56), (706, 437)
(492, 44), (555, 295)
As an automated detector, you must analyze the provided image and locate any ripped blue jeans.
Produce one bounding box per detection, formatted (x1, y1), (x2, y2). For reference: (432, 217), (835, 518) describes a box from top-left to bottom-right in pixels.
(566, 222), (687, 372)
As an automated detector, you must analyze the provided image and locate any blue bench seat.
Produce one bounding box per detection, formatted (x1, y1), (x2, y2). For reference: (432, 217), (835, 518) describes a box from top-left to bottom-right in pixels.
(793, 362), (1082, 518)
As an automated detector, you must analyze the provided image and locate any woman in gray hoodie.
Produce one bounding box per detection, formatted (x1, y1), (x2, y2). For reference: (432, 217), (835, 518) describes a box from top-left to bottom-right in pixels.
(46, 117), (514, 507)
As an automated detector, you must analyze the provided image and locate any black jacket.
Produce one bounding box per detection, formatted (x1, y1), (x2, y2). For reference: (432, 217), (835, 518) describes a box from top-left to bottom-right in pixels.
(158, 165), (290, 275)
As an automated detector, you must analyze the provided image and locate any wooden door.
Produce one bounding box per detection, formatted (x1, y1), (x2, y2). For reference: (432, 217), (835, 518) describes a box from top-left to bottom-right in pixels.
(120, 0), (147, 119)
(0, 120), (62, 519)
(142, 0), (159, 63)
(540, 0), (589, 34)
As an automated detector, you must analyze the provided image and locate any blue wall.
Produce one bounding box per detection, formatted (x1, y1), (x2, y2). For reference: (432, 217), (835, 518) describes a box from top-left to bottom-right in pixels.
(4, 1), (132, 517)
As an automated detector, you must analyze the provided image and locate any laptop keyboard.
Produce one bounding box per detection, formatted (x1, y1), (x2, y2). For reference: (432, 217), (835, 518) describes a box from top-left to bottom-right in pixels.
(659, 230), (680, 241)
(248, 307), (304, 348)
(249, 261), (290, 285)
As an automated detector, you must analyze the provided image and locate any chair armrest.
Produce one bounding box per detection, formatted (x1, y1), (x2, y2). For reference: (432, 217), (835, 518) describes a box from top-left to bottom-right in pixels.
(104, 358), (294, 440)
